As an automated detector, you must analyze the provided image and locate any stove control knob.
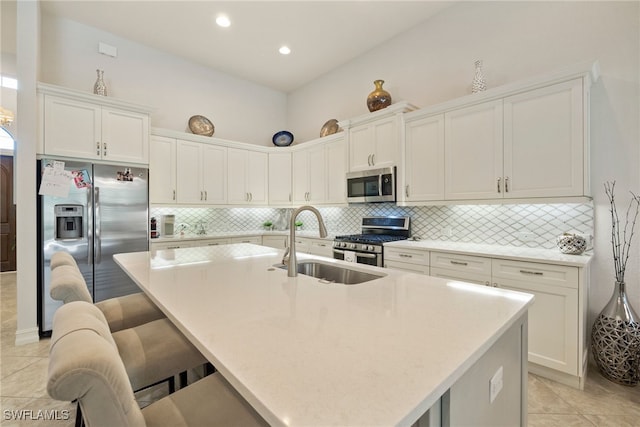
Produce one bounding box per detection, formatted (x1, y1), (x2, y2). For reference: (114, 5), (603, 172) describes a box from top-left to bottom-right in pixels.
(349, 243), (357, 249)
(367, 245), (374, 251)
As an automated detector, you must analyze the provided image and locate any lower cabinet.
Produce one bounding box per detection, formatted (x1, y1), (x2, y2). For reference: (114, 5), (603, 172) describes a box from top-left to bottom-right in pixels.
(230, 236), (262, 244)
(382, 245), (587, 388)
(492, 259), (581, 381)
(262, 235), (288, 249)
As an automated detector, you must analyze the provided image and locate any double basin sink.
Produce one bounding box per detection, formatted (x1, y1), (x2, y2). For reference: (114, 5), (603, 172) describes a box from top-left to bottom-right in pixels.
(275, 261), (385, 285)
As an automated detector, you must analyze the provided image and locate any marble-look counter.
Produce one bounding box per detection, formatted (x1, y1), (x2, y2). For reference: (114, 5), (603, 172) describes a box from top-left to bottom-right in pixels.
(115, 244), (533, 426)
(385, 239), (593, 267)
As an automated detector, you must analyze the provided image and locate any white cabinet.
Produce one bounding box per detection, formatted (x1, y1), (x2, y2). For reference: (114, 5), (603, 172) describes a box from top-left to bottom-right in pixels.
(176, 140), (227, 205)
(262, 235), (288, 249)
(430, 252), (492, 286)
(308, 239), (333, 257)
(39, 85), (150, 164)
(268, 152), (292, 205)
(343, 102), (415, 172)
(198, 238), (231, 247)
(492, 259), (581, 381)
(228, 148), (268, 205)
(292, 134), (347, 205)
(503, 79), (585, 198)
(384, 246), (430, 274)
(150, 136), (177, 204)
(293, 145), (326, 204)
(444, 100), (504, 200)
(402, 114), (445, 202)
(444, 78), (587, 201)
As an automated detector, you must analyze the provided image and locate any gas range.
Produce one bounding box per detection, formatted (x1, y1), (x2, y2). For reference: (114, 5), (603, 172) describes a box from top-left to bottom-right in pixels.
(333, 217), (411, 266)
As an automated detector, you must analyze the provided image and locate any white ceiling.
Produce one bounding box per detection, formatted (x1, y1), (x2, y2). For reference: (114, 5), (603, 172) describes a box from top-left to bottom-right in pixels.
(37, 1), (454, 92)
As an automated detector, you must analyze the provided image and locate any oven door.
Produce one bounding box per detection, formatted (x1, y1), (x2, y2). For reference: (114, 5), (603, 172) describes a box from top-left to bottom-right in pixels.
(333, 248), (381, 267)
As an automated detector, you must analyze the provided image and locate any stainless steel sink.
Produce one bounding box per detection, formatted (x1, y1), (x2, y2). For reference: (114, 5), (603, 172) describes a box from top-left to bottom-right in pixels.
(275, 261), (385, 285)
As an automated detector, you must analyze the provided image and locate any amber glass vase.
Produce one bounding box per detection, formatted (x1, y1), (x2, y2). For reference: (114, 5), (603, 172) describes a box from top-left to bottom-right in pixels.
(366, 80), (392, 112)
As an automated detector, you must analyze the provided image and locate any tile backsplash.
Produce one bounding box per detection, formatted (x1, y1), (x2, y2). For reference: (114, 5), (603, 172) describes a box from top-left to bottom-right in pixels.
(151, 202), (593, 250)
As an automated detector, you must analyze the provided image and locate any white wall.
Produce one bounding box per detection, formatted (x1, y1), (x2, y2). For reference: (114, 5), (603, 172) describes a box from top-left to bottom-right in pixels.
(39, 14), (287, 146)
(288, 1), (640, 326)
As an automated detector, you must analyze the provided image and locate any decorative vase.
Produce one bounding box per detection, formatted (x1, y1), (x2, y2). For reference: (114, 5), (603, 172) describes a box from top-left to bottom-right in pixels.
(366, 80), (392, 112)
(591, 280), (640, 386)
(93, 69), (107, 96)
(471, 60), (487, 93)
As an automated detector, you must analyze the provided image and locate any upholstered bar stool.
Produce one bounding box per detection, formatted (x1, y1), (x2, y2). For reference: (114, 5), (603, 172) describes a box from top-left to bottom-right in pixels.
(48, 302), (268, 427)
(50, 252), (165, 332)
(49, 265), (207, 393)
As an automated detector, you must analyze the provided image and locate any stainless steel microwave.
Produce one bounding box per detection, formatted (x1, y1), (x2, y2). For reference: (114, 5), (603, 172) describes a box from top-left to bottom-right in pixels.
(346, 167), (396, 203)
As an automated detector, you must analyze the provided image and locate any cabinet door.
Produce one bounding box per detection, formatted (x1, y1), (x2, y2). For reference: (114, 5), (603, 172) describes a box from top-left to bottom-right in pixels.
(201, 145), (227, 204)
(227, 148), (248, 204)
(307, 145), (326, 203)
(445, 100), (503, 200)
(262, 235), (288, 249)
(292, 149), (310, 203)
(348, 125), (374, 171)
(269, 152), (292, 205)
(404, 115), (445, 201)
(498, 279), (578, 375)
(101, 107), (149, 164)
(325, 137), (347, 204)
(504, 79), (584, 198)
(247, 151), (268, 204)
(430, 267), (491, 286)
(43, 95), (101, 160)
(176, 140), (204, 204)
(371, 116), (397, 168)
(149, 136), (177, 204)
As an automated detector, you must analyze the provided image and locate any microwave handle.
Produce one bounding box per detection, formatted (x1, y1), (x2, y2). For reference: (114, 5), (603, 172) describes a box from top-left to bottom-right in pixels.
(378, 175), (383, 196)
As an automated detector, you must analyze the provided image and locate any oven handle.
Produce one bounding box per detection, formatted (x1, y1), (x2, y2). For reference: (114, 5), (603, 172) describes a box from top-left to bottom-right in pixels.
(333, 249), (377, 259)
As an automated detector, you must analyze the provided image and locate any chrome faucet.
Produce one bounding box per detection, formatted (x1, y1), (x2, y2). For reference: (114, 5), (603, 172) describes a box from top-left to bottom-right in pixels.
(285, 205), (328, 277)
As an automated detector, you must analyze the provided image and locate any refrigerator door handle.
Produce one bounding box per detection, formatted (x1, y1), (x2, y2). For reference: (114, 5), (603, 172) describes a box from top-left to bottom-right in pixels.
(87, 187), (93, 266)
(95, 187), (102, 264)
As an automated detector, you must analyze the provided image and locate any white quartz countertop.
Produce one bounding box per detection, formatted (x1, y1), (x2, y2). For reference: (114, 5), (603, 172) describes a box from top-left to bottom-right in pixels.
(114, 244), (533, 426)
(385, 239), (593, 267)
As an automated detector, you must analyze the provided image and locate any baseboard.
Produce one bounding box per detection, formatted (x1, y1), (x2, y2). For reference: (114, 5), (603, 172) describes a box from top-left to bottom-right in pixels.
(14, 327), (40, 346)
(528, 362), (585, 390)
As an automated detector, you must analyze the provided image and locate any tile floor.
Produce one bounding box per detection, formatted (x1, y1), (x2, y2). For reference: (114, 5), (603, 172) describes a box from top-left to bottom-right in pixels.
(2, 271), (640, 426)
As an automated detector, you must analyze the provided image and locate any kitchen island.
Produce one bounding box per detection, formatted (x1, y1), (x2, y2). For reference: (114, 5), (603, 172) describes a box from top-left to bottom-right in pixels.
(115, 244), (534, 426)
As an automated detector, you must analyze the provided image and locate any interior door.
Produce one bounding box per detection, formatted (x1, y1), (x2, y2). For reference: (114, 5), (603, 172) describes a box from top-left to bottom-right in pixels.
(0, 155), (16, 271)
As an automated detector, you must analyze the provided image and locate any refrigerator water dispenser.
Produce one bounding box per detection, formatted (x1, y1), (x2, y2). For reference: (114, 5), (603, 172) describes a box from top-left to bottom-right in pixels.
(55, 204), (83, 240)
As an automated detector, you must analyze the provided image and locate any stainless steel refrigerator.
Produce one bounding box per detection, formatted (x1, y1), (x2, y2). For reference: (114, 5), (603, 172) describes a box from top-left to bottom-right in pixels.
(37, 159), (149, 335)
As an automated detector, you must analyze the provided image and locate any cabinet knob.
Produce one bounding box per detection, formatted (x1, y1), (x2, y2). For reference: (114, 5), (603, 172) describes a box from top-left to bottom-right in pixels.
(96, 142), (101, 155)
(103, 142), (107, 156)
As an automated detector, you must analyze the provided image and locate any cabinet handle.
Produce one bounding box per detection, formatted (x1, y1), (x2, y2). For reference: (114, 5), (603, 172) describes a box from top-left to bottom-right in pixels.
(245, 192), (249, 201)
(399, 254), (413, 258)
(96, 142), (101, 155)
(249, 192), (253, 202)
(318, 243), (327, 247)
(289, 193), (292, 202)
(367, 154), (372, 166)
(493, 283), (498, 287)
(485, 281), (490, 286)
(505, 176), (509, 193)
(173, 190), (176, 200)
(497, 177), (501, 193)
(520, 269), (543, 276)
(204, 191), (208, 201)
(371, 154), (375, 166)
(450, 260), (468, 266)
(406, 185), (410, 198)
(103, 142), (107, 156)
(200, 191), (203, 201)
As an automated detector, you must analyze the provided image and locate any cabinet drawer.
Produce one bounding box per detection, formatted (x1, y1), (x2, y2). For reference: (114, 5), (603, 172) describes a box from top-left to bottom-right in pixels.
(309, 240), (333, 258)
(384, 247), (429, 266)
(430, 267), (491, 287)
(231, 236), (261, 244)
(199, 238), (231, 247)
(492, 259), (578, 289)
(385, 260), (430, 275)
(151, 241), (193, 251)
(430, 252), (492, 276)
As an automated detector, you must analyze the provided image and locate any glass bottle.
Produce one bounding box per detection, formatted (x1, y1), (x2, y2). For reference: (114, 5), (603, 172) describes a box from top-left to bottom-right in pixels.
(94, 69), (107, 96)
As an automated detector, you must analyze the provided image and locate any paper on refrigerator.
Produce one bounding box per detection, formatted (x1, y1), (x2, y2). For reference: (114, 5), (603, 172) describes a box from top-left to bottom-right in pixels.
(38, 161), (74, 198)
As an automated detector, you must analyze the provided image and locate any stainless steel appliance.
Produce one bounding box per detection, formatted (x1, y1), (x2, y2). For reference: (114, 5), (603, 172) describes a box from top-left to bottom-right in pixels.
(37, 159), (149, 336)
(161, 214), (175, 237)
(346, 167), (396, 203)
(333, 216), (410, 267)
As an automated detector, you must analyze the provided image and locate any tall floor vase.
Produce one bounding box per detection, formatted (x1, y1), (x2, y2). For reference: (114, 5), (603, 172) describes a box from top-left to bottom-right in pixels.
(591, 280), (640, 386)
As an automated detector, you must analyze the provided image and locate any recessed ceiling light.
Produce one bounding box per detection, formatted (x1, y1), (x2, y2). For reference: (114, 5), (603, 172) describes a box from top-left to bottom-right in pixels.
(279, 46), (291, 55)
(216, 15), (231, 28)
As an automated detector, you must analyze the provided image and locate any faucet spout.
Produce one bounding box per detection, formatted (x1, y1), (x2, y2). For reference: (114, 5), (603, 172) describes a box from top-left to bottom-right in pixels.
(288, 205), (327, 277)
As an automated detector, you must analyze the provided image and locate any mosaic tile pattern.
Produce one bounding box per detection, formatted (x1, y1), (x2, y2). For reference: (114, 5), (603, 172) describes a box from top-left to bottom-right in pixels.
(151, 202), (593, 249)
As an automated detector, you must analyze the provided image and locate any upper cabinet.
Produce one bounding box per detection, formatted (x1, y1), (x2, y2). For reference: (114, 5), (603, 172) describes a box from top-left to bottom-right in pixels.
(150, 136), (177, 204)
(292, 133), (347, 205)
(38, 83), (152, 165)
(268, 152), (292, 206)
(341, 102), (417, 172)
(399, 61), (598, 205)
(227, 148), (268, 205)
(177, 140), (227, 205)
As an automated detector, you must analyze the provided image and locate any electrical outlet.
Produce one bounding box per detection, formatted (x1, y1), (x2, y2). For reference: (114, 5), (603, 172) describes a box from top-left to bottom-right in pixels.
(515, 231), (535, 242)
(490, 366), (503, 403)
(441, 226), (453, 237)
